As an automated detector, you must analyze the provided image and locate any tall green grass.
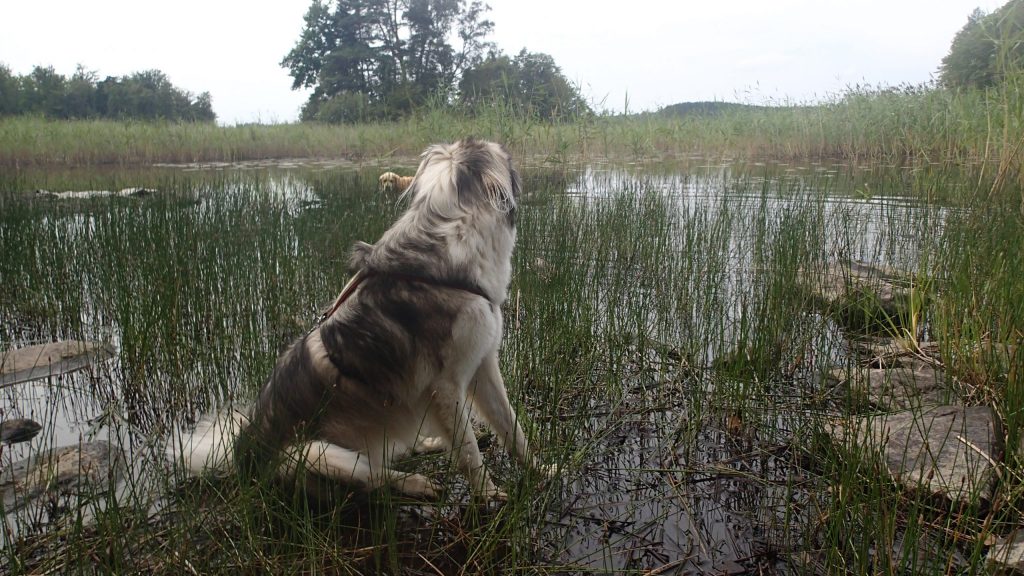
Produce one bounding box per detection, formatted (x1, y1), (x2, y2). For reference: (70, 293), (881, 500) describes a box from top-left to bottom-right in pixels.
(1, 155), (1021, 573)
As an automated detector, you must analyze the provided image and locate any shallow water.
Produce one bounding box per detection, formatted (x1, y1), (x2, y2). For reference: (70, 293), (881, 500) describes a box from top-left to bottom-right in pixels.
(0, 158), (952, 571)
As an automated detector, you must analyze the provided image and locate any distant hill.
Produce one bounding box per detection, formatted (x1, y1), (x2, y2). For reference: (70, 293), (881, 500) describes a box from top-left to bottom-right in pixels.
(656, 101), (768, 117)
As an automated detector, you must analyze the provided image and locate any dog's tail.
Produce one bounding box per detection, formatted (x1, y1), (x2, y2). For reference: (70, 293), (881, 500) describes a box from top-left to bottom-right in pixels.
(169, 408), (250, 475)
(171, 410), (395, 492)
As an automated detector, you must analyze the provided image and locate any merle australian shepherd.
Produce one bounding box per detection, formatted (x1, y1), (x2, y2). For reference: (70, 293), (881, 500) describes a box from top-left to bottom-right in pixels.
(172, 138), (554, 499)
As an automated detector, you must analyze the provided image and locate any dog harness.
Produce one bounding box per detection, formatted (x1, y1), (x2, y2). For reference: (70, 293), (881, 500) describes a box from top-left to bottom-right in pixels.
(308, 270), (492, 335)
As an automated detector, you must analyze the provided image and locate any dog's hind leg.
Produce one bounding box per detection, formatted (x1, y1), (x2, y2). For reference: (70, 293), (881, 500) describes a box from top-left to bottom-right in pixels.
(469, 353), (557, 478)
(284, 441), (440, 498)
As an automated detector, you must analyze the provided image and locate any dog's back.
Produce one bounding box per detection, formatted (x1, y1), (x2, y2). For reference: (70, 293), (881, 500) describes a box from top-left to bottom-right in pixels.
(235, 273), (481, 477)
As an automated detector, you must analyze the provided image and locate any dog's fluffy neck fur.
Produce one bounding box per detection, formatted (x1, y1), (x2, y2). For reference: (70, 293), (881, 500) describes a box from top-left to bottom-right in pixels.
(351, 139), (518, 306)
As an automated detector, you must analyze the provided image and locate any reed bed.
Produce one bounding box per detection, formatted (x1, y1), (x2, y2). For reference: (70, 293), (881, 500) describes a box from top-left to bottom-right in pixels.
(2, 154), (1018, 574)
(2, 79), (1023, 184)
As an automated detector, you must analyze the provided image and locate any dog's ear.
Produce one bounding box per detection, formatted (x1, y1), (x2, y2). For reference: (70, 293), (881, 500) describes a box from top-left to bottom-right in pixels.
(412, 143), (462, 218)
(470, 141), (518, 215)
(479, 167), (516, 215)
(349, 241), (374, 271)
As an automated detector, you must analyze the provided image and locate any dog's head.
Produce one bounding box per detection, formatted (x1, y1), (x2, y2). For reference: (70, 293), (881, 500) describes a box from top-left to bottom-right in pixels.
(378, 171), (400, 192)
(351, 139), (522, 294)
(404, 138), (521, 225)
(379, 171), (412, 193)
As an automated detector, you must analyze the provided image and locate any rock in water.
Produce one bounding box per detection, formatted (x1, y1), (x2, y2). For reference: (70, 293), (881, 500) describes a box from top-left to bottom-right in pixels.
(802, 259), (920, 331)
(0, 418), (42, 444)
(829, 356), (949, 409)
(0, 340), (116, 387)
(868, 405), (999, 503)
(988, 531), (1024, 573)
(1, 440), (122, 513)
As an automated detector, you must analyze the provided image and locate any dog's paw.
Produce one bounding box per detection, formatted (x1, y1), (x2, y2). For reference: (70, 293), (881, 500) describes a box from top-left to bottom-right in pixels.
(480, 486), (508, 502)
(469, 479), (507, 502)
(395, 473), (442, 499)
(413, 436), (447, 454)
(537, 463), (560, 479)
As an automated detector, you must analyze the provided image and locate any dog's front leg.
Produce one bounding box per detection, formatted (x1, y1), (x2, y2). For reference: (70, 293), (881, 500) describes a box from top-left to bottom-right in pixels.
(429, 388), (504, 500)
(469, 353), (557, 478)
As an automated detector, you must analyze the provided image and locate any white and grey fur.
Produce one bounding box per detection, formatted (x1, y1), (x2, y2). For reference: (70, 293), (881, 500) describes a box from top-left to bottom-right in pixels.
(171, 138), (551, 499)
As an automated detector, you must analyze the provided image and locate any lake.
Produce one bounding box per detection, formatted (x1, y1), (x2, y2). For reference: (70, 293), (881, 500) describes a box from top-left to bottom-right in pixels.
(0, 158), (964, 573)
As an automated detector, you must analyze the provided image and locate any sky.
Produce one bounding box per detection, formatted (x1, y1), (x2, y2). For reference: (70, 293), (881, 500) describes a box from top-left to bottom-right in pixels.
(0, 0), (1008, 124)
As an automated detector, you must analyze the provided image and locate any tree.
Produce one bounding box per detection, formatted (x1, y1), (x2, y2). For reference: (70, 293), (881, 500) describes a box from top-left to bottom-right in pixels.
(0, 64), (215, 121)
(283, 0), (494, 122)
(458, 52), (516, 109)
(65, 65), (99, 118)
(0, 65), (20, 115)
(22, 66), (68, 117)
(458, 49), (591, 120)
(513, 50), (589, 120)
(941, 1), (1024, 89)
(97, 70), (215, 121)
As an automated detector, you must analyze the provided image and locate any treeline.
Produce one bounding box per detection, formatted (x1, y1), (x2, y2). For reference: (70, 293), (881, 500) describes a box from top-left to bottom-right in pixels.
(0, 65), (215, 122)
(656, 101), (768, 118)
(941, 0), (1024, 89)
(283, 0), (590, 123)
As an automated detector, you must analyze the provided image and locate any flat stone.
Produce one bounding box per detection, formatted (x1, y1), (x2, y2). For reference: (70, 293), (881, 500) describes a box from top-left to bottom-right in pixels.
(1, 440), (122, 512)
(866, 405), (999, 503)
(988, 530), (1024, 573)
(830, 356), (949, 409)
(803, 260), (919, 330)
(0, 340), (116, 387)
(850, 337), (940, 361)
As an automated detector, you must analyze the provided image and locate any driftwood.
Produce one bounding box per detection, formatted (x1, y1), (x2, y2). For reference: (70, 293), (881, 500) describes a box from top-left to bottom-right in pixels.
(35, 187), (156, 200)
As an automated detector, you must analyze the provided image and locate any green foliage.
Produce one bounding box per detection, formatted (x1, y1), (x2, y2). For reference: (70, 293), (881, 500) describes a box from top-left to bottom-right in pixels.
(282, 0), (494, 122)
(303, 91), (379, 123)
(0, 65), (18, 115)
(97, 70), (215, 122)
(0, 64), (215, 122)
(940, 0), (1024, 89)
(657, 101), (767, 117)
(458, 49), (591, 121)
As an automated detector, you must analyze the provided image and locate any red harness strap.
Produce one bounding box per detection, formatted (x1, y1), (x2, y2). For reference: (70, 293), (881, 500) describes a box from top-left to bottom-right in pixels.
(319, 269), (370, 323)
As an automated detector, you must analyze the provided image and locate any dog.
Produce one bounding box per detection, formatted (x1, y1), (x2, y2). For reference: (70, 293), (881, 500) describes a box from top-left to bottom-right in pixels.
(173, 139), (552, 500)
(378, 171), (414, 193)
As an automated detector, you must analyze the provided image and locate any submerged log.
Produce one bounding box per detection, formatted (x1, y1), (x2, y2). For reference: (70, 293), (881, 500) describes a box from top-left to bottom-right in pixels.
(0, 340), (116, 388)
(35, 187), (156, 199)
